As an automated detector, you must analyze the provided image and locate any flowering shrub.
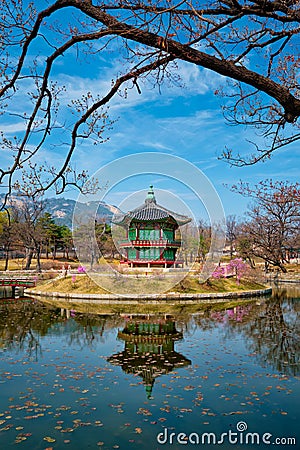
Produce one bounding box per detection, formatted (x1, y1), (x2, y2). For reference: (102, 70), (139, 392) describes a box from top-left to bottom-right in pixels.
(210, 259), (249, 284)
(211, 266), (226, 279)
(77, 265), (86, 273)
(227, 258), (248, 283)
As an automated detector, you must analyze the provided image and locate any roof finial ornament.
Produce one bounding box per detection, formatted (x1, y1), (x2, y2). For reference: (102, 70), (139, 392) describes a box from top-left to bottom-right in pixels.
(145, 185), (156, 204)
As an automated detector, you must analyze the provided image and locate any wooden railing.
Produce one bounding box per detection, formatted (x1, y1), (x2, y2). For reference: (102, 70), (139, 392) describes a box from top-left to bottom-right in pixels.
(119, 239), (181, 247)
(0, 278), (36, 288)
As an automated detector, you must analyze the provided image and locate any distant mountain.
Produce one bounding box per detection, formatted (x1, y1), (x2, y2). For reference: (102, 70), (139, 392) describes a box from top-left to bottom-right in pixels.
(44, 197), (120, 228)
(0, 194), (120, 228)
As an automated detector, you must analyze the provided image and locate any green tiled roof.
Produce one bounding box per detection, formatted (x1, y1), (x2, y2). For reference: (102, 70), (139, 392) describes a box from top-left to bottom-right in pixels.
(113, 186), (191, 227)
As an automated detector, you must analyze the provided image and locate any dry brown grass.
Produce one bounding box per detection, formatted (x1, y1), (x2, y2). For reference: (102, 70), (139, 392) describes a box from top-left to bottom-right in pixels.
(0, 258), (80, 271)
(32, 273), (266, 295)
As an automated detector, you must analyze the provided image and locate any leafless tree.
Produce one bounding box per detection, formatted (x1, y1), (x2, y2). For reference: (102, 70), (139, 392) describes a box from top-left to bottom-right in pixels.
(226, 214), (238, 258)
(11, 196), (47, 271)
(197, 219), (211, 262)
(0, 1), (299, 203)
(235, 223), (256, 268)
(0, 210), (14, 270)
(231, 179), (300, 272)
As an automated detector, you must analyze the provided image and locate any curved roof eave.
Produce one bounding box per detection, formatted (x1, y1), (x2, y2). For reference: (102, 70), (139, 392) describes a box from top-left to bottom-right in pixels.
(112, 186), (192, 227)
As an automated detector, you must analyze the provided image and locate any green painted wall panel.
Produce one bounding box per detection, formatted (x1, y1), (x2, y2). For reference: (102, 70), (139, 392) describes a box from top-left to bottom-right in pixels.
(163, 230), (173, 240)
(138, 247), (161, 260)
(128, 249), (136, 259)
(139, 228), (160, 240)
(129, 228), (136, 240)
(163, 249), (175, 260)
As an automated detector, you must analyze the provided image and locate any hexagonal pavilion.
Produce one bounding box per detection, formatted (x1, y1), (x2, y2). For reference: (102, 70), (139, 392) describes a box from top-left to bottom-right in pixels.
(113, 186), (191, 268)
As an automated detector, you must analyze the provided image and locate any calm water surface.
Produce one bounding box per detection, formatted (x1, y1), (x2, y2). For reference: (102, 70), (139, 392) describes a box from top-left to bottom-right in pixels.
(0, 287), (299, 449)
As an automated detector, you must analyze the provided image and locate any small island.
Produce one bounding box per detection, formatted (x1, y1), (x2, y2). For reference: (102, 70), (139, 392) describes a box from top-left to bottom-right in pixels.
(2, 184), (299, 306)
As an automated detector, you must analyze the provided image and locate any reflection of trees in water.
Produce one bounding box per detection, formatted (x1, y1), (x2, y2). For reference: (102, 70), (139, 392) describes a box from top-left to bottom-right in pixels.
(192, 291), (300, 377)
(61, 312), (123, 349)
(242, 292), (300, 376)
(191, 303), (265, 332)
(1, 291), (298, 376)
(0, 299), (123, 359)
(0, 300), (55, 359)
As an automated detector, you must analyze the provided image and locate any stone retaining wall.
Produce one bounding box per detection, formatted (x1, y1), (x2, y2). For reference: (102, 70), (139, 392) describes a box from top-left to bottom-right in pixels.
(25, 287), (272, 304)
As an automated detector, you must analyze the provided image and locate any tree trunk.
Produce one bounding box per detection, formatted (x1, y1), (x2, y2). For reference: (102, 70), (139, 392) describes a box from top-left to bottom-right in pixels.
(4, 246), (10, 271)
(36, 245), (42, 272)
(249, 258), (255, 269)
(25, 247), (34, 270)
(90, 251), (95, 269)
(278, 263), (287, 273)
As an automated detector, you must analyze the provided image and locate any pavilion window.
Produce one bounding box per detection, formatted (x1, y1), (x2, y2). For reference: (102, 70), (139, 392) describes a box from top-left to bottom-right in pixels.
(128, 248), (137, 259)
(163, 229), (173, 241)
(129, 228), (136, 240)
(164, 249), (174, 260)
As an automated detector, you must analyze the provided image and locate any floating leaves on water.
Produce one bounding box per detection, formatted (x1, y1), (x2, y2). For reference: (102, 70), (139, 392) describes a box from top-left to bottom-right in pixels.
(179, 408), (193, 413)
(195, 392), (203, 401)
(14, 433), (32, 444)
(43, 436), (56, 442)
(137, 407), (152, 416)
(184, 385), (195, 391)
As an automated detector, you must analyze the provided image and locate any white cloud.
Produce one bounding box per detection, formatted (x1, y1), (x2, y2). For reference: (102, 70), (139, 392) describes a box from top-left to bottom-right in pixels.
(0, 122), (27, 133)
(56, 56), (223, 115)
(140, 141), (173, 151)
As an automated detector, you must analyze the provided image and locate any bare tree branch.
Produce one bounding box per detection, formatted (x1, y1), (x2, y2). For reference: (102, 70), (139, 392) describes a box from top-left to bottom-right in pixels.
(0, 0), (299, 202)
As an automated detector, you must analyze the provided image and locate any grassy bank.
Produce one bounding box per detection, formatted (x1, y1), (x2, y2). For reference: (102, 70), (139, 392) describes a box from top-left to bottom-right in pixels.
(33, 273), (266, 295)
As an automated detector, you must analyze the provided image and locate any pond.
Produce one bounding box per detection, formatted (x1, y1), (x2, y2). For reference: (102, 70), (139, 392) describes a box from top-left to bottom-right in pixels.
(0, 287), (299, 449)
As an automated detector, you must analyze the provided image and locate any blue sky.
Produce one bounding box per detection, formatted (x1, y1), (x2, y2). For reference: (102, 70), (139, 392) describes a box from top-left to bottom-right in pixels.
(57, 55), (299, 221)
(1, 4), (299, 223)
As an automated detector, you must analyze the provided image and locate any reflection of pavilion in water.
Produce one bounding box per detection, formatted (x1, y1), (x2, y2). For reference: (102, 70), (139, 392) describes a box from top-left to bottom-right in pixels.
(108, 315), (191, 398)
